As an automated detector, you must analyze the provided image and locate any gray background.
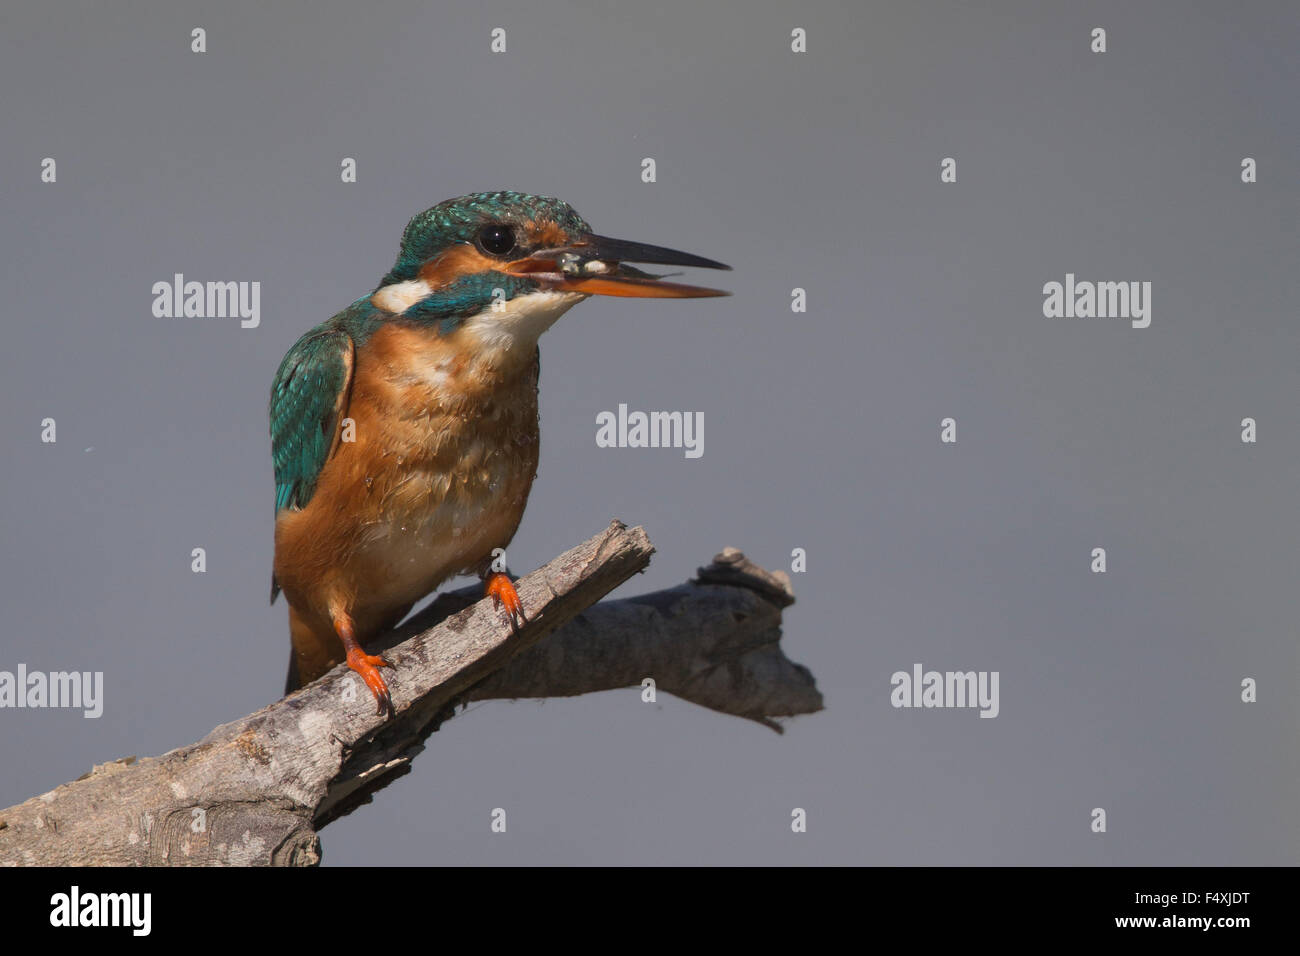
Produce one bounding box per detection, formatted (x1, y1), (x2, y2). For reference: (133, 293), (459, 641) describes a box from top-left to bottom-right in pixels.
(1, 0), (1296, 865)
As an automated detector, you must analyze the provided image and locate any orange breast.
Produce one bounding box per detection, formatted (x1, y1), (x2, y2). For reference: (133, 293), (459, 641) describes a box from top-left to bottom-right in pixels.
(273, 322), (542, 638)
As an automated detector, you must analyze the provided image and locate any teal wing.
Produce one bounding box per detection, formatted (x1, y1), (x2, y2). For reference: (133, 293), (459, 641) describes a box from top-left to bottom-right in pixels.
(269, 326), (356, 515)
(269, 326), (355, 604)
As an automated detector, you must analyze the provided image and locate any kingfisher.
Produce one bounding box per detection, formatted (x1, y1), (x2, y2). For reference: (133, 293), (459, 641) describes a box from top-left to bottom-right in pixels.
(269, 190), (729, 715)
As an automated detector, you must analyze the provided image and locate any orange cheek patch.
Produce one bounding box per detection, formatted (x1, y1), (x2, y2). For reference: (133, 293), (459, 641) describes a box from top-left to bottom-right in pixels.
(417, 221), (573, 288)
(523, 220), (570, 249)
(418, 245), (502, 289)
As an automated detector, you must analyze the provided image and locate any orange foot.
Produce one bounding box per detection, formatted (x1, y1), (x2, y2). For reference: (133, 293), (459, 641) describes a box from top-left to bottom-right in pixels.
(346, 646), (393, 717)
(485, 572), (526, 630)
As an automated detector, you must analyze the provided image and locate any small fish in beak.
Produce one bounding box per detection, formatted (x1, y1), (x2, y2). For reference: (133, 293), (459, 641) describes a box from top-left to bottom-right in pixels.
(505, 233), (731, 297)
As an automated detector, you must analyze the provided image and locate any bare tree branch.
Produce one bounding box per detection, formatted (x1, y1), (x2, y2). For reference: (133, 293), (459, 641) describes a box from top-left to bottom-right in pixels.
(0, 523), (820, 866)
(410, 548), (817, 732)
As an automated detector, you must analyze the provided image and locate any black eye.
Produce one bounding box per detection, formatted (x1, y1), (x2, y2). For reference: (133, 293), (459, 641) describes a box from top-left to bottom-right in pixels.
(477, 224), (516, 257)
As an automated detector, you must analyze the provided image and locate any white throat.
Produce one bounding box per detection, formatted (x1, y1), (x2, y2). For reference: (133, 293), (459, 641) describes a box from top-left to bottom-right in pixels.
(461, 289), (589, 350)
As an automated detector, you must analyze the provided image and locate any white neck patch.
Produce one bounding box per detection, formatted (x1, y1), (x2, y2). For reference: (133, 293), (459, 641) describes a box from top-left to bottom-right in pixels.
(372, 278), (432, 314)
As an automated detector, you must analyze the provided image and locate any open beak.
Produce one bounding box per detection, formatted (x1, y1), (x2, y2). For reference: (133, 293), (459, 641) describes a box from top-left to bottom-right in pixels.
(504, 233), (731, 297)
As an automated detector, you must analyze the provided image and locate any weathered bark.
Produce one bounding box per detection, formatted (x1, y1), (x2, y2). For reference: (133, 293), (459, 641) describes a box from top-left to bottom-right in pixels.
(0, 522), (820, 866)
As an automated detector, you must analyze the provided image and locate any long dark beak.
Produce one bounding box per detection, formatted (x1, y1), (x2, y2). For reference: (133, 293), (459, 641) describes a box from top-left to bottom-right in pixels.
(504, 233), (731, 297)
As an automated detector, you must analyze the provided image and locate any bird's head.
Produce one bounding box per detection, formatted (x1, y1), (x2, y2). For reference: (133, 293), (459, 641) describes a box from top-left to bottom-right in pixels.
(370, 191), (730, 344)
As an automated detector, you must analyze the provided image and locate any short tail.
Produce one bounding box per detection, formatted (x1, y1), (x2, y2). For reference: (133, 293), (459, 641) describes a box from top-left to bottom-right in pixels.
(284, 647), (301, 695)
